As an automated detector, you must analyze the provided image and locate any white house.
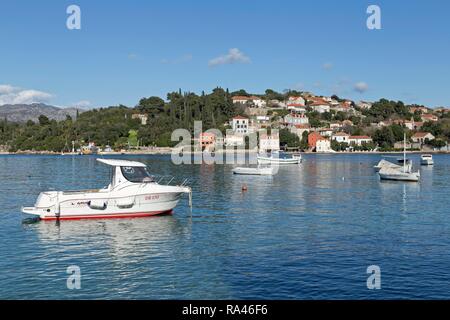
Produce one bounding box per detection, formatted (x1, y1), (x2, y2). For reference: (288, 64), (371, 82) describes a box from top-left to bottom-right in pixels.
(256, 115), (270, 124)
(412, 132), (435, 144)
(348, 136), (373, 146)
(316, 138), (332, 153)
(284, 112), (309, 126)
(310, 103), (330, 113)
(225, 134), (245, 147)
(332, 132), (350, 144)
(319, 129), (333, 137)
(259, 132), (280, 152)
(232, 96), (266, 108)
(288, 96), (305, 105)
(421, 114), (439, 122)
(330, 122), (343, 130)
(357, 101), (372, 109)
(231, 116), (249, 134)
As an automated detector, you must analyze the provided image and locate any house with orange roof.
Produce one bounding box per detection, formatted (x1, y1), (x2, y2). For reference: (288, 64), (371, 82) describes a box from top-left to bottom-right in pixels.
(288, 96), (305, 105)
(411, 132), (435, 144)
(421, 114), (439, 122)
(308, 132), (332, 152)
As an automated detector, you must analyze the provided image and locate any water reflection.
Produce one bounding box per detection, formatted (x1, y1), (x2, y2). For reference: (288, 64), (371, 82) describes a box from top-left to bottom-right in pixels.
(26, 215), (192, 263)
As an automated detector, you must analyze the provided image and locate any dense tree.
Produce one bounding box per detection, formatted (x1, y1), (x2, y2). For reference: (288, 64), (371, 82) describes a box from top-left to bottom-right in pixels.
(279, 128), (300, 148)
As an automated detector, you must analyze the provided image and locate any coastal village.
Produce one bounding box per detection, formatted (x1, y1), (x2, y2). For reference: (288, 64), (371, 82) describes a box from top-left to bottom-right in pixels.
(178, 93), (449, 154)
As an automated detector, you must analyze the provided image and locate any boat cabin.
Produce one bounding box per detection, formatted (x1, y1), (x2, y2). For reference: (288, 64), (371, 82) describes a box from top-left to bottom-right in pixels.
(97, 159), (154, 189)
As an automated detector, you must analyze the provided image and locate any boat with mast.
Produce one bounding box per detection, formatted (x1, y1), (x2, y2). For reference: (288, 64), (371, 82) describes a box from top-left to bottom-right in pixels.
(378, 134), (420, 182)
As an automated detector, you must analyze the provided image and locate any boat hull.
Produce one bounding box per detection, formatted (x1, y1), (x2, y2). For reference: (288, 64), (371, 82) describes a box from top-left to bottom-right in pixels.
(257, 157), (301, 165)
(420, 158), (434, 166)
(39, 210), (173, 221)
(379, 171), (420, 182)
(22, 191), (185, 220)
(232, 167), (274, 175)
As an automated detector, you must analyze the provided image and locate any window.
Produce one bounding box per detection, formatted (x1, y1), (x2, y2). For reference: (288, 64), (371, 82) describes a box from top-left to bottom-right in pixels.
(121, 166), (154, 183)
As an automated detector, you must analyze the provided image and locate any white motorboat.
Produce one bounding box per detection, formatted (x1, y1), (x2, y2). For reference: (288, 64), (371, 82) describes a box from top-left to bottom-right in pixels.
(232, 167), (275, 175)
(22, 159), (192, 220)
(378, 134), (420, 182)
(257, 151), (301, 165)
(420, 154), (434, 166)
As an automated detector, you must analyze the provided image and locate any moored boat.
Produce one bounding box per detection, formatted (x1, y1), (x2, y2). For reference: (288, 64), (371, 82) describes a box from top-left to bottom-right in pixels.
(22, 159), (192, 220)
(257, 151), (301, 165)
(232, 167), (275, 175)
(420, 154), (434, 166)
(379, 167), (420, 182)
(378, 134), (420, 182)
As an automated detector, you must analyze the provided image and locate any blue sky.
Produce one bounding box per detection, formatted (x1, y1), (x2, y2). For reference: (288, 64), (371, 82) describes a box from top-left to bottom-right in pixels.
(1, 0), (449, 108)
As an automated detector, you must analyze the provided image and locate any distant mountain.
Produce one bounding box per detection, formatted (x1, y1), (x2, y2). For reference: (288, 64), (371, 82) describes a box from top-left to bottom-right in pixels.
(0, 103), (82, 123)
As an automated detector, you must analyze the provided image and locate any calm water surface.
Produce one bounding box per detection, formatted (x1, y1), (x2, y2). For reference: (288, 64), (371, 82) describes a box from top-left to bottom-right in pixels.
(1, 154), (450, 299)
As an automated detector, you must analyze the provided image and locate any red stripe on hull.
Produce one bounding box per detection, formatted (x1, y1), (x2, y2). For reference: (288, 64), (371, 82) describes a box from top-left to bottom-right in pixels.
(41, 210), (173, 221)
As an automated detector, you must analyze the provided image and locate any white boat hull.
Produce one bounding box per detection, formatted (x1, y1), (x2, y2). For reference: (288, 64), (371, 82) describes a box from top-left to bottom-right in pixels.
(379, 169), (420, 182)
(257, 156), (301, 165)
(233, 167), (275, 175)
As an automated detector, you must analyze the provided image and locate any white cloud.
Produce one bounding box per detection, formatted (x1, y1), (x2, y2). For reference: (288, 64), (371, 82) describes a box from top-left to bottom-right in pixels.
(208, 48), (251, 67)
(128, 53), (139, 60)
(354, 82), (369, 93)
(0, 84), (18, 94)
(0, 84), (53, 105)
(322, 62), (333, 70)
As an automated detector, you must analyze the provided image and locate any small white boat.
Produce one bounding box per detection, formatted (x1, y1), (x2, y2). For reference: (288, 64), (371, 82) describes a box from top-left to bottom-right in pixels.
(257, 151), (301, 165)
(22, 159), (192, 220)
(379, 167), (420, 182)
(420, 154), (434, 166)
(232, 167), (275, 175)
(378, 134), (420, 182)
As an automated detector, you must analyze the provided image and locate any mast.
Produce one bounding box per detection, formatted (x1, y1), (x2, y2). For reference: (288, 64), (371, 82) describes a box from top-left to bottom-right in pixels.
(403, 133), (406, 173)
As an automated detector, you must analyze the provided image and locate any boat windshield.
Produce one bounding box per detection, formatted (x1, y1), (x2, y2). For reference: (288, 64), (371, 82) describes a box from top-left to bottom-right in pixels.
(120, 166), (154, 183)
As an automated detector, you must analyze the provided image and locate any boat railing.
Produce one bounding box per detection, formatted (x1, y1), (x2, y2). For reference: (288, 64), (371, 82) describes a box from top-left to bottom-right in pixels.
(151, 175), (191, 187)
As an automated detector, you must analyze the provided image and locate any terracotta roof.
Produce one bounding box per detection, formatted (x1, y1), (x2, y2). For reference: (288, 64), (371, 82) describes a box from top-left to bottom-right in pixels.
(232, 115), (248, 120)
(232, 96), (250, 100)
(412, 132), (433, 138)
